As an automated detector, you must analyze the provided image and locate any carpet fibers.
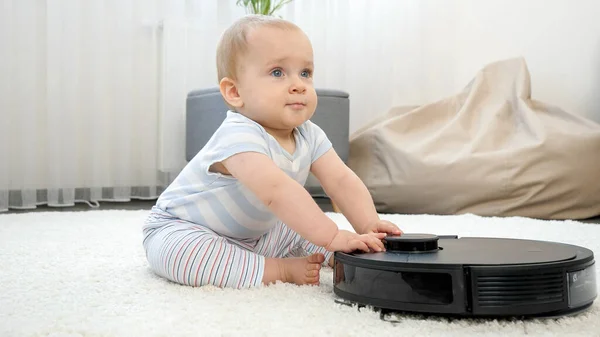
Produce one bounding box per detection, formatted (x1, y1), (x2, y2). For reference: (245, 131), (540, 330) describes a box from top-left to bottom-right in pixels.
(0, 210), (598, 336)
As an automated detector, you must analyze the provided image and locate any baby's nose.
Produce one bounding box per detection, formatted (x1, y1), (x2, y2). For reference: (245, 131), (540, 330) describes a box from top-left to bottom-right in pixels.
(290, 78), (306, 93)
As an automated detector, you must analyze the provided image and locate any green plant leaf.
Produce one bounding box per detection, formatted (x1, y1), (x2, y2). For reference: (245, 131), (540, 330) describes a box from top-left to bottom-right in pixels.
(236, 0), (293, 16)
(269, 0), (292, 15)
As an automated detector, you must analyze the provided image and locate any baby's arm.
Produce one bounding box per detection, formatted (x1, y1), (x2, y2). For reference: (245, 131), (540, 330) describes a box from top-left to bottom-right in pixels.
(310, 149), (385, 234)
(220, 152), (384, 252)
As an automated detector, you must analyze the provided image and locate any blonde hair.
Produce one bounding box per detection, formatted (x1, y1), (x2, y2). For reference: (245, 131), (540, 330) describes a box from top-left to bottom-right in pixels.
(216, 15), (300, 82)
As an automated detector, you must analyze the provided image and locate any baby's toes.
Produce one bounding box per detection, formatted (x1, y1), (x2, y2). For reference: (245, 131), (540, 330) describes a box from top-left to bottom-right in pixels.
(307, 271), (320, 285)
(306, 269), (320, 278)
(306, 262), (321, 271)
(307, 253), (325, 264)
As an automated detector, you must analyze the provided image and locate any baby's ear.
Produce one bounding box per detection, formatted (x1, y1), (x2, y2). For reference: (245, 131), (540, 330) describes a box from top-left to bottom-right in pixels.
(219, 77), (243, 109)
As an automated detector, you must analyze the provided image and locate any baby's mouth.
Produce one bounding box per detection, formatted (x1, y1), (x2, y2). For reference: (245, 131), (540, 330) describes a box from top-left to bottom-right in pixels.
(286, 102), (306, 109)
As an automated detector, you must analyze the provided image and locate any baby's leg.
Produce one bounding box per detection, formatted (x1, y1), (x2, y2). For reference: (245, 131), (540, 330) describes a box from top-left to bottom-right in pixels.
(255, 221), (335, 267)
(252, 222), (335, 285)
(143, 221), (266, 289)
(253, 221), (334, 265)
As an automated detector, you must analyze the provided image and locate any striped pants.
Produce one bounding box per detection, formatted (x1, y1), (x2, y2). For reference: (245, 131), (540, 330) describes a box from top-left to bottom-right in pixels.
(142, 208), (334, 289)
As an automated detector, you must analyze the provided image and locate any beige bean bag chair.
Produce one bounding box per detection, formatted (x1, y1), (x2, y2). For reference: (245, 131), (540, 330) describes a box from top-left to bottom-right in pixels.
(349, 58), (600, 220)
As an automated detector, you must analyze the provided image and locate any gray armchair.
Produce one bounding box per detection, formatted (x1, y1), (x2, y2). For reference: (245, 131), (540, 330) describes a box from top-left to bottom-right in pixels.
(185, 88), (350, 198)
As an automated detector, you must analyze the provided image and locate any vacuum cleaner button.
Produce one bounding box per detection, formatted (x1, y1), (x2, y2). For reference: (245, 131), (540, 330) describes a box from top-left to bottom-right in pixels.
(383, 233), (439, 253)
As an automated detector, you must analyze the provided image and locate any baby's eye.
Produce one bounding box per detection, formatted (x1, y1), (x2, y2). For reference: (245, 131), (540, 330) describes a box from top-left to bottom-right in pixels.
(271, 69), (283, 77)
(301, 69), (312, 78)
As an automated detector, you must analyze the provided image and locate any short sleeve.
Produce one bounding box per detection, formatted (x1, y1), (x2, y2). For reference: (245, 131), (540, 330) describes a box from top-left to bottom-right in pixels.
(304, 120), (333, 163)
(198, 114), (271, 177)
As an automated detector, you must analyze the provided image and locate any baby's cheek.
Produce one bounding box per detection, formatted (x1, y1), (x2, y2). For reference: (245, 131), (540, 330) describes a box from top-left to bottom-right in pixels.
(309, 91), (318, 106)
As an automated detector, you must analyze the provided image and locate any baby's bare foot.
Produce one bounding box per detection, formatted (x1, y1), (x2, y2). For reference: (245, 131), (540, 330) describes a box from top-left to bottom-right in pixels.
(280, 253), (325, 286)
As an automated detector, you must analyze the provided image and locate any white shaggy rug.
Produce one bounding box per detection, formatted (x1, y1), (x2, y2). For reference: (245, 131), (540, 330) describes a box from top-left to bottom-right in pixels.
(0, 210), (598, 337)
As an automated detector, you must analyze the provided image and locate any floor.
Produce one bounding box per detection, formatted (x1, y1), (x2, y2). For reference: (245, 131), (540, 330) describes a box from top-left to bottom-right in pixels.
(6, 209), (599, 336)
(3, 198), (599, 224)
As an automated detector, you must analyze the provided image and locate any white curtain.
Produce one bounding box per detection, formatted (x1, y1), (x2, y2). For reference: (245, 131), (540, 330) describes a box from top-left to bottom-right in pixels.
(2, 0), (599, 212)
(1, 0), (166, 211)
(1, 0), (417, 212)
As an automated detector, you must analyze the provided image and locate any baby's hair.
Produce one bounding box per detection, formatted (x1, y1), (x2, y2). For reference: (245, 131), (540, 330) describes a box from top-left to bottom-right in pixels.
(216, 14), (300, 83)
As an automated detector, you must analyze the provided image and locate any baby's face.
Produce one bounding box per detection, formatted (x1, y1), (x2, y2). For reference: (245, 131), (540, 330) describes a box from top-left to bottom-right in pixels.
(235, 26), (317, 134)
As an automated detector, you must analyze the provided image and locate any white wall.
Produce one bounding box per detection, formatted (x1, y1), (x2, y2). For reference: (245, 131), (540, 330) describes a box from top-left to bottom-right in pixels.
(422, 0), (600, 127)
(280, 0), (600, 133)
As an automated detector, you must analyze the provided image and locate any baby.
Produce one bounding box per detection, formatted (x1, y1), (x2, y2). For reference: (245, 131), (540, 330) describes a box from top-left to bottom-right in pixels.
(142, 15), (402, 289)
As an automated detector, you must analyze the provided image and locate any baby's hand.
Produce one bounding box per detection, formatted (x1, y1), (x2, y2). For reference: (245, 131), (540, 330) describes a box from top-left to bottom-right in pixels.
(325, 230), (386, 253)
(363, 220), (403, 236)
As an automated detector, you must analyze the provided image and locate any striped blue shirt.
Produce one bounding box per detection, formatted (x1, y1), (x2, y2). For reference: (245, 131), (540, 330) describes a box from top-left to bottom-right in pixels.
(151, 111), (332, 239)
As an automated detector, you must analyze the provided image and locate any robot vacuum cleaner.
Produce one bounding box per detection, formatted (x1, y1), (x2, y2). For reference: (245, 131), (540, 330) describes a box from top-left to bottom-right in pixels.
(333, 234), (597, 318)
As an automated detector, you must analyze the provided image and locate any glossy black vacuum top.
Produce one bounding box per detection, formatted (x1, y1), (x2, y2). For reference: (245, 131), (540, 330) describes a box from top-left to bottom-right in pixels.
(341, 233), (592, 266)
